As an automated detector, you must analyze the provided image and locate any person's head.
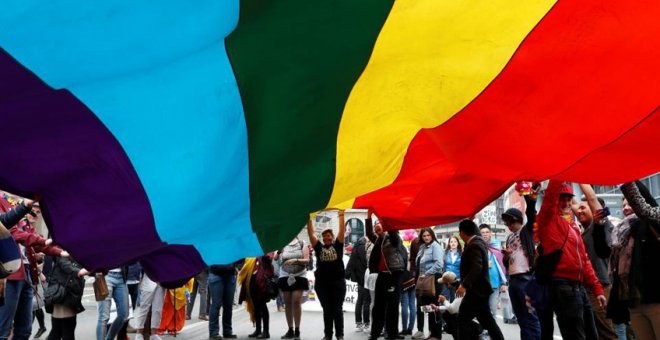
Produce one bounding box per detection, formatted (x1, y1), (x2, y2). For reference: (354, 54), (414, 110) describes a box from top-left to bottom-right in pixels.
(458, 219), (479, 243)
(576, 197), (606, 226)
(446, 236), (462, 253)
(374, 220), (383, 235)
(501, 208), (523, 232)
(321, 229), (334, 245)
(479, 224), (492, 243)
(419, 227), (437, 245)
(438, 271), (458, 287)
(26, 203), (41, 225)
(622, 198), (634, 217)
(558, 183), (575, 214)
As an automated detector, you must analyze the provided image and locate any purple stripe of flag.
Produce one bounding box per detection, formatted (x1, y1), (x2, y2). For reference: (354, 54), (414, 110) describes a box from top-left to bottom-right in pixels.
(0, 49), (205, 286)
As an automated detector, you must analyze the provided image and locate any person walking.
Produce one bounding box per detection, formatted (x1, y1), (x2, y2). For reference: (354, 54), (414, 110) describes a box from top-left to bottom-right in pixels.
(456, 220), (504, 340)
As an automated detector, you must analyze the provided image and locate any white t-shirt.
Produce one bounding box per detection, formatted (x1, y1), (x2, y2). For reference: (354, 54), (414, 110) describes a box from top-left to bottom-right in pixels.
(506, 230), (530, 275)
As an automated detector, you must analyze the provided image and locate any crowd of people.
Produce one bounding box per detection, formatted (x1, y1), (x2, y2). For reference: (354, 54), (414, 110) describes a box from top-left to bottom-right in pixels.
(0, 178), (658, 340)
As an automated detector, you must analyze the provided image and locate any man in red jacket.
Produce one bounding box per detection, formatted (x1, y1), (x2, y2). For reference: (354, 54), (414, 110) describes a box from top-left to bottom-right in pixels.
(536, 181), (606, 340)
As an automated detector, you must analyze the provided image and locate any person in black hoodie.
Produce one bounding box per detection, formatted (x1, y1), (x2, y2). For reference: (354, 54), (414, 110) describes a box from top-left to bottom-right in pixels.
(456, 220), (504, 340)
(208, 260), (243, 339)
(345, 235), (370, 331)
(44, 256), (87, 340)
(365, 210), (405, 340)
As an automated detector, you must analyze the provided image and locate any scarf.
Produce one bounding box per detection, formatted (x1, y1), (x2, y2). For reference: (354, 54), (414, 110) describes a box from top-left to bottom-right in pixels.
(610, 215), (637, 302)
(238, 258), (257, 322)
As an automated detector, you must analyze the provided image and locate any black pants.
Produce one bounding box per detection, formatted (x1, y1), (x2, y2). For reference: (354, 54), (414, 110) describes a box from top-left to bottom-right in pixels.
(418, 295), (442, 337)
(417, 276), (442, 336)
(355, 285), (371, 324)
(458, 293), (504, 340)
(33, 309), (46, 329)
(370, 272), (401, 339)
(547, 281), (598, 340)
(46, 316), (76, 340)
(315, 278), (346, 337)
(253, 298), (270, 334)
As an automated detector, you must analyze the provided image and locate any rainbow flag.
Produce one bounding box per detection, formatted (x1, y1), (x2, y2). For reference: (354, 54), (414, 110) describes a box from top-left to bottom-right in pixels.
(1, 0), (658, 284)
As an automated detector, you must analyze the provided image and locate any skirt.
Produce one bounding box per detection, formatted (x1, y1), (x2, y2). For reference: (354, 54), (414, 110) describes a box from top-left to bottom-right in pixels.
(277, 276), (309, 292)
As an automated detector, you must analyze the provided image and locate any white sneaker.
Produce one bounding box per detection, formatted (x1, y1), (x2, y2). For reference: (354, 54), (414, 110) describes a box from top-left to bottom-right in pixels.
(412, 331), (425, 339)
(149, 335), (162, 340)
(134, 334), (144, 340)
(355, 323), (363, 332)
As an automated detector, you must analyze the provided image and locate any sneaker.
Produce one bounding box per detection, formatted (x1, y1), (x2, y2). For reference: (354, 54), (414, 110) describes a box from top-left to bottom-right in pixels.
(362, 323), (371, 332)
(281, 329), (295, 339)
(149, 335), (162, 340)
(34, 327), (47, 338)
(199, 315), (209, 321)
(412, 331), (425, 339)
(356, 323), (364, 332)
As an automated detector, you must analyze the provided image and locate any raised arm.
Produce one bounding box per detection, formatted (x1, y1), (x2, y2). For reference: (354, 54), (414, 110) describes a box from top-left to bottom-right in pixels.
(306, 219), (318, 247)
(337, 210), (345, 243)
(621, 182), (660, 223)
(579, 184), (603, 217)
(365, 210), (377, 243)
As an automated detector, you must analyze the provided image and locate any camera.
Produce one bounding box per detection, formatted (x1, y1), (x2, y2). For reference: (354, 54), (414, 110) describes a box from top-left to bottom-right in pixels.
(420, 305), (435, 313)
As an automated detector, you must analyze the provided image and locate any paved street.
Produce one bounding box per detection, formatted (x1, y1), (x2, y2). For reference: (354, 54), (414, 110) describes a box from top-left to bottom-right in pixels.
(31, 280), (562, 340)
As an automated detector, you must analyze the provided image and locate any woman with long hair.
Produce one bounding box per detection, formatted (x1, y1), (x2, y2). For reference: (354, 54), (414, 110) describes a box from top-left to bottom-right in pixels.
(605, 180), (660, 340)
(413, 228), (444, 340)
(239, 255), (275, 339)
(440, 236), (462, 305)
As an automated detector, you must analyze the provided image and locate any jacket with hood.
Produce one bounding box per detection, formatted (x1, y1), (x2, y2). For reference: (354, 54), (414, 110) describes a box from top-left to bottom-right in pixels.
(537, 180), (604, 296)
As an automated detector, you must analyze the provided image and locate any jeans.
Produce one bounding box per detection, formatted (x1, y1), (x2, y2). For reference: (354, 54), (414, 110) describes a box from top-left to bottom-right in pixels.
(96, 273), (129, 340)
(0, 275), (33, 339)
(548, 280), (597, 340)
(187, 269), (209, 318)
(315, 278), (346, 337)
(488, 288), (499, 316)
(208, 273), (236, 337)
(400, 289), (416, 332)
(614, 323), (627, 340)
(509, 273), (541, 340)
